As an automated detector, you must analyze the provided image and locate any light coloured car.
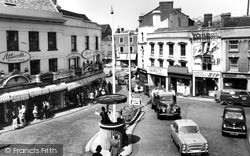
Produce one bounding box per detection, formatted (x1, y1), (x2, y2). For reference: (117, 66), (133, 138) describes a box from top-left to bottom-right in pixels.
(170, 119), (209, 156)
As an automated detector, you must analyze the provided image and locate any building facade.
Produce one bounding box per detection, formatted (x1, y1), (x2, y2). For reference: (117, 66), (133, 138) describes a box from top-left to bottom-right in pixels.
(101, 24), (112, 63)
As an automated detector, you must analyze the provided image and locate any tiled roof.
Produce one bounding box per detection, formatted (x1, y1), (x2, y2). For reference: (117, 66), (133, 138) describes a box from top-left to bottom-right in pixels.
(58, 8), (90, 21)
(101, 24), (110, 33)
(0, 0), (57, 12)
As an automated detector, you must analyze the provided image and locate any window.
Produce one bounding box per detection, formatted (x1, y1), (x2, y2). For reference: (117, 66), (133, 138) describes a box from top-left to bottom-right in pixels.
(159, 60), (163, 67)
(130, 46), (133, 53)
(229, 40), (239, 51)
(30, 60), (40, 75)
(120, 47), (124, 53)
(68, 57), (80, 69)
(141, 32), (144, 42)
(29, 31), (39, 51)
(229, 58), (238, 71)
(119, 37), (124, 43)
(180, 62), (186, 67)
(180, 44), (186, 56)
(169, 43), (174, 55)
(85, 36), (89, 50)
(151, 60), (154, 66)
(169, 60), (174, 66)
(159, 43), (163, 56)
(150, 43), (155, 55)
(48, 32), (57, 50)
(7, 31), (18, 51)
(141, 46), (144, 56)
(49, 58), (58, 72)
(71, 35), (77, 51)
(8, 63), (20, 72)
(130, 36), (133, 43)
(95, 36), (99, 50)
(202, 56), (212, 70)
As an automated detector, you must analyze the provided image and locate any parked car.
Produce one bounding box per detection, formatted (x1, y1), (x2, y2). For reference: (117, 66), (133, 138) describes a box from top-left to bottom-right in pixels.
(170, 119), (209, 156)
(155, 92), (181, 119)
(217, 89), (250, 106)
(117, 76), (126, 85)
(221, 105), (247, 138)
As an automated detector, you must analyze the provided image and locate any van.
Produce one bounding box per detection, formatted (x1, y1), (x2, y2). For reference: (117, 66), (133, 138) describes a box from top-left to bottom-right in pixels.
(217, 89), (250, 106)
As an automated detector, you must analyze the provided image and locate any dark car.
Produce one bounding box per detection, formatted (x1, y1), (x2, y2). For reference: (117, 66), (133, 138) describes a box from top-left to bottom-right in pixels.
(221, 105), (247, 137)
(218, 89), (250, 106)
(154, 92), (181, 119)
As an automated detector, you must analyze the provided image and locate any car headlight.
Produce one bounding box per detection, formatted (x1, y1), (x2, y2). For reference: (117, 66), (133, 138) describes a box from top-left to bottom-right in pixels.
(242, 125), (246, 130)
(223, 124), (227, 128)
(205, 143), (209, 150)
(182, 144), (187, 151)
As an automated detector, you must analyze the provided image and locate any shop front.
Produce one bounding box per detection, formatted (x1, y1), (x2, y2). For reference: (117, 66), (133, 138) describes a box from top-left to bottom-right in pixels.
(136, 68), (148, 85)
(193, 70), (221, 97)
(147, 66), (168, 89)
(222, 73), (250, 90)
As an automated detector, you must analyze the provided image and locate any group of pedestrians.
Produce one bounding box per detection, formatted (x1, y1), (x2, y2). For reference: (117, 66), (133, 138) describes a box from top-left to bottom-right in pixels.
(89, 79), (112, 104)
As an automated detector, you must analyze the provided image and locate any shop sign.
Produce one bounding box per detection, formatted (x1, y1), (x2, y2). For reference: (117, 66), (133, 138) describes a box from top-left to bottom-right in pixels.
(147, 66), (168, 76)
(0, 51), (31, 63)
(82, 50), (94, 59)
(193, 71), (220, 78)
(54, 69), (73, 79)
(137, 68), (147, 75)
(223, 74), (250, 79)
(190, 32), (220, 42)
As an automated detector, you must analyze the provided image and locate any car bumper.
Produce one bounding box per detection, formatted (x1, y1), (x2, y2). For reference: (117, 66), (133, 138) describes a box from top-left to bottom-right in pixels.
(182, 150), (209, 155)
(158, 112), (180, 116)
(222, 129), (247, 135)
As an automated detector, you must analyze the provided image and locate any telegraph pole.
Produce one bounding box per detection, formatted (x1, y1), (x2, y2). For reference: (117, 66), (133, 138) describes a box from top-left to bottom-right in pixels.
(248, 0), (250, 15)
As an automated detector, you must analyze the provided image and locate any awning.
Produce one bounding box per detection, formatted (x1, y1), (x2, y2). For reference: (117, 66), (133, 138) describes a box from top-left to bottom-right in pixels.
(78, 79), (88, 86)
(40, 87), (50, 95)
(66, 82), (82, 91)
(9, 90), (29, 102)
(45, 83), (67, 93)
(116, 54), (136, 61)
(0, 93), (11, 103)
(28, 87), (43, 98)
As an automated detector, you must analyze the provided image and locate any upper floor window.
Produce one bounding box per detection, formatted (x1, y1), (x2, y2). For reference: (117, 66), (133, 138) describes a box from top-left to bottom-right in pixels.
(159, 60), (163, 67)
(95, 36), (99, 50)
(150, 43), (155, 55)
(130, 36), (133, 43)
(7, 31), (18, 51)
(168, 60), (174, 66)
(150, 59), (155, 66)
(119, 37), (124, 43)
(85, 36), (89, 50)
(120, 46), (124, 53)
(179, 43), (186, 56)
(229, 40), (239, 51)
(202, 55), (212, 70)
(130, 46), (133, 53)
(49, 58), (58, 72)
(159, 43), (163, 56)
(169, 43), (174, 55)
(71, 35), (77, 51)
(30, 60), (40, 75)
(141, 46), (144, 56)
(141, 32), (144, 42)
(180, 62), (186, 67)
(229, 57), (238, 71)
(48, 32), (57, 51)
(29, 31), (39, 51)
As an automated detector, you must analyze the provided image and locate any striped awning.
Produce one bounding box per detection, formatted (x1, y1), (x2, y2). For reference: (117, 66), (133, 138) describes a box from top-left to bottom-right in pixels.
(0, 93), (11, 103)
(66, 82), (82, 91)
(28, 87), (43, 98)
(9, 90), (29, 102)
(45, 83), (67, 93)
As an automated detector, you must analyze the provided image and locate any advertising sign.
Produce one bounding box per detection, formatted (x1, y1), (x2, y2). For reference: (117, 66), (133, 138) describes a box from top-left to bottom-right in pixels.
(82, 50), (94, 59)
(0, 51), (31, 63)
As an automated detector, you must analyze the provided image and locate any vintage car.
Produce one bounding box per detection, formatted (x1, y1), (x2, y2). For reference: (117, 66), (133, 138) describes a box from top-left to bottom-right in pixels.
(170, 119), (209, 156)
(221, 105), (247, 137)
(216, 89), (250, 106)
(155, 92), (181, 119)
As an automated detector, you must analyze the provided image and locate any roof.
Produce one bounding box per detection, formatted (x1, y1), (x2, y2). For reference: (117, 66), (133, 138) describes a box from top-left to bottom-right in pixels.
(224, 105), (244, 112)
(175, 119), (197, 127)
(58, 8), (90, 21)
(101, 24), (111, 33)
(0, 0), (58, 12)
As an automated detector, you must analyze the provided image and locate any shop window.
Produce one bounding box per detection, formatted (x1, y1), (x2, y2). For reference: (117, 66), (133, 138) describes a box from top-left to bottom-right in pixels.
(169, 43), (174, 55)
(159, 60), (163, 67)
(229, 40), (239, 51)
(150, 43), (155, 55)
(8, 63), (20, 72)
(95, 36), (99, 50)
(30, 60), (40, 75)
(71, 35), (77, 51)
(159, 43), (163, 56)
(7, 31), (19, 51)
(202, 56), (212, 70)
(85, 36), (89, 50)
(49, 58), (58, 72)
(29, 31), (39, 51)
(48, 32), (57, 51)
(151, 60), (154, 66)
(229, 58), (238, 71)
(119, 37), (124, 43)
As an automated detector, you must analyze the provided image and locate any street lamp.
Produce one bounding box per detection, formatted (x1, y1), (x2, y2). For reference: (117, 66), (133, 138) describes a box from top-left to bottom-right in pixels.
(128, 31), (132, 104)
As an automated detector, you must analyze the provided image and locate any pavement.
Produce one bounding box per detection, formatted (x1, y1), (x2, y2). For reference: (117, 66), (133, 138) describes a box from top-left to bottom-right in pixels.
(1, 95), (250, 156)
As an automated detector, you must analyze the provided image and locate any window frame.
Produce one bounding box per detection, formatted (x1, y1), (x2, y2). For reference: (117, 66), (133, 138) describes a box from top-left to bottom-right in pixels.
(229, 40), (239, 51)
(95, 36), (99, 50)
(30, 60), (40, 75)
(159, 60), (163, 67)
(119, 37), (124, 43)
(150, 43), (155, 55)
(7, 31), (19, 51)
(169, 43), (174, 55)
(151, 59), (155, 66)
(49, 58), (58, 72)
(71, 35), (77, 52)
(48, 32), (57, 51)
(85, 36), (89, 50)
(229, 58), (239, 70)
(8, 63), (20, 73)
(180, 44), (186, 56)
(159, 43), (163, 56)
(29, 31), (40, 52)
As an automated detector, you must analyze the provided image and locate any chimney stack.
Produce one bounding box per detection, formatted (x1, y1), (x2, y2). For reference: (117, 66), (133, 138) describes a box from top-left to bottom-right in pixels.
(152, 10), (161, 26)
(221, 13), (231, 27)
(204, 14), (213, 27)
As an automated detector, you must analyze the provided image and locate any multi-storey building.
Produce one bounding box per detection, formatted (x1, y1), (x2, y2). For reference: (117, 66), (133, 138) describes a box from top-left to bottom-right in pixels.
(115, 28), (138, 67)
(101, 24), (112, 63)
(0, 0), (103, 124)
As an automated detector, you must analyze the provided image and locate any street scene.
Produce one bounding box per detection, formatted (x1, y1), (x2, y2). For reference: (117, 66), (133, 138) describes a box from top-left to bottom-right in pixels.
(1, 0), (250, 156)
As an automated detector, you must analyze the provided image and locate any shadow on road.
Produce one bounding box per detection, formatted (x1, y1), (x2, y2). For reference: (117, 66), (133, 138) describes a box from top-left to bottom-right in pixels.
(127, 134), (140, 144)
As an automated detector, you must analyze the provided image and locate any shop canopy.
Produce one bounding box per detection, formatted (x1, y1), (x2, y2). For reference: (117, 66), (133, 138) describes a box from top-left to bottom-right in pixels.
(28, 87), (44, 98)
(9, 90), (29, 102)
(0, 93), (11, 103)
(66, 81), (82, 91)
(45, 83), (67, 93)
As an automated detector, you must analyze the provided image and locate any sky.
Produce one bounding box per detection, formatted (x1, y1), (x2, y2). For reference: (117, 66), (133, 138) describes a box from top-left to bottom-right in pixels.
(57, 0), (248, 30)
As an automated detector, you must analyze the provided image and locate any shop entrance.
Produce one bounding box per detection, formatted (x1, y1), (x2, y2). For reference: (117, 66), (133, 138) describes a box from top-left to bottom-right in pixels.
(195, 78), (217, 96)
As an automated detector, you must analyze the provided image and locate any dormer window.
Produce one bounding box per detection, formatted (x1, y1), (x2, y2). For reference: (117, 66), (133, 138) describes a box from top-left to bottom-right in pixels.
(4, 0), (16, 6)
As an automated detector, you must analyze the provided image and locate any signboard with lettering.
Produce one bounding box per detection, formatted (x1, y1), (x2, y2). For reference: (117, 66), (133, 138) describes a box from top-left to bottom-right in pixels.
(147, 66), (168, 76)
(0, 51), (31, 63)
(193, 71), (220, 78)
(82, 50), (94, 59)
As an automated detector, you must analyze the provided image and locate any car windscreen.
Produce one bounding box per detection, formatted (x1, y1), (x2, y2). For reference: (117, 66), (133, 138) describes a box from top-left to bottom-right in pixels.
(179, 126), (198, 134)
(225, 112), (244, 120)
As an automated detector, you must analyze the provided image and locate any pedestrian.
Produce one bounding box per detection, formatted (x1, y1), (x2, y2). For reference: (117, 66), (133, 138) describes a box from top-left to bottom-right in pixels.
(92, 145), (103, 156)
(95, 106), (112, 124)
(89, 90), (95, 105)
(33, 105), (38, 120)
(101, 88), (106, 96)
(18, 105), (26, 127)
(77, 94), (81, 107)
(110, 134), (120, 156)
(108, 81), (112, 94)
(45, 101), (50, 118)
(12, 109), (18, 130)
(80, 92), (85, 106)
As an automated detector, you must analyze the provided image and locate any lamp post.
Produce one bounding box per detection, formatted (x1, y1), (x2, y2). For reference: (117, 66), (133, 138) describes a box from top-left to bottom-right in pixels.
(128, 31), (132, 104)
